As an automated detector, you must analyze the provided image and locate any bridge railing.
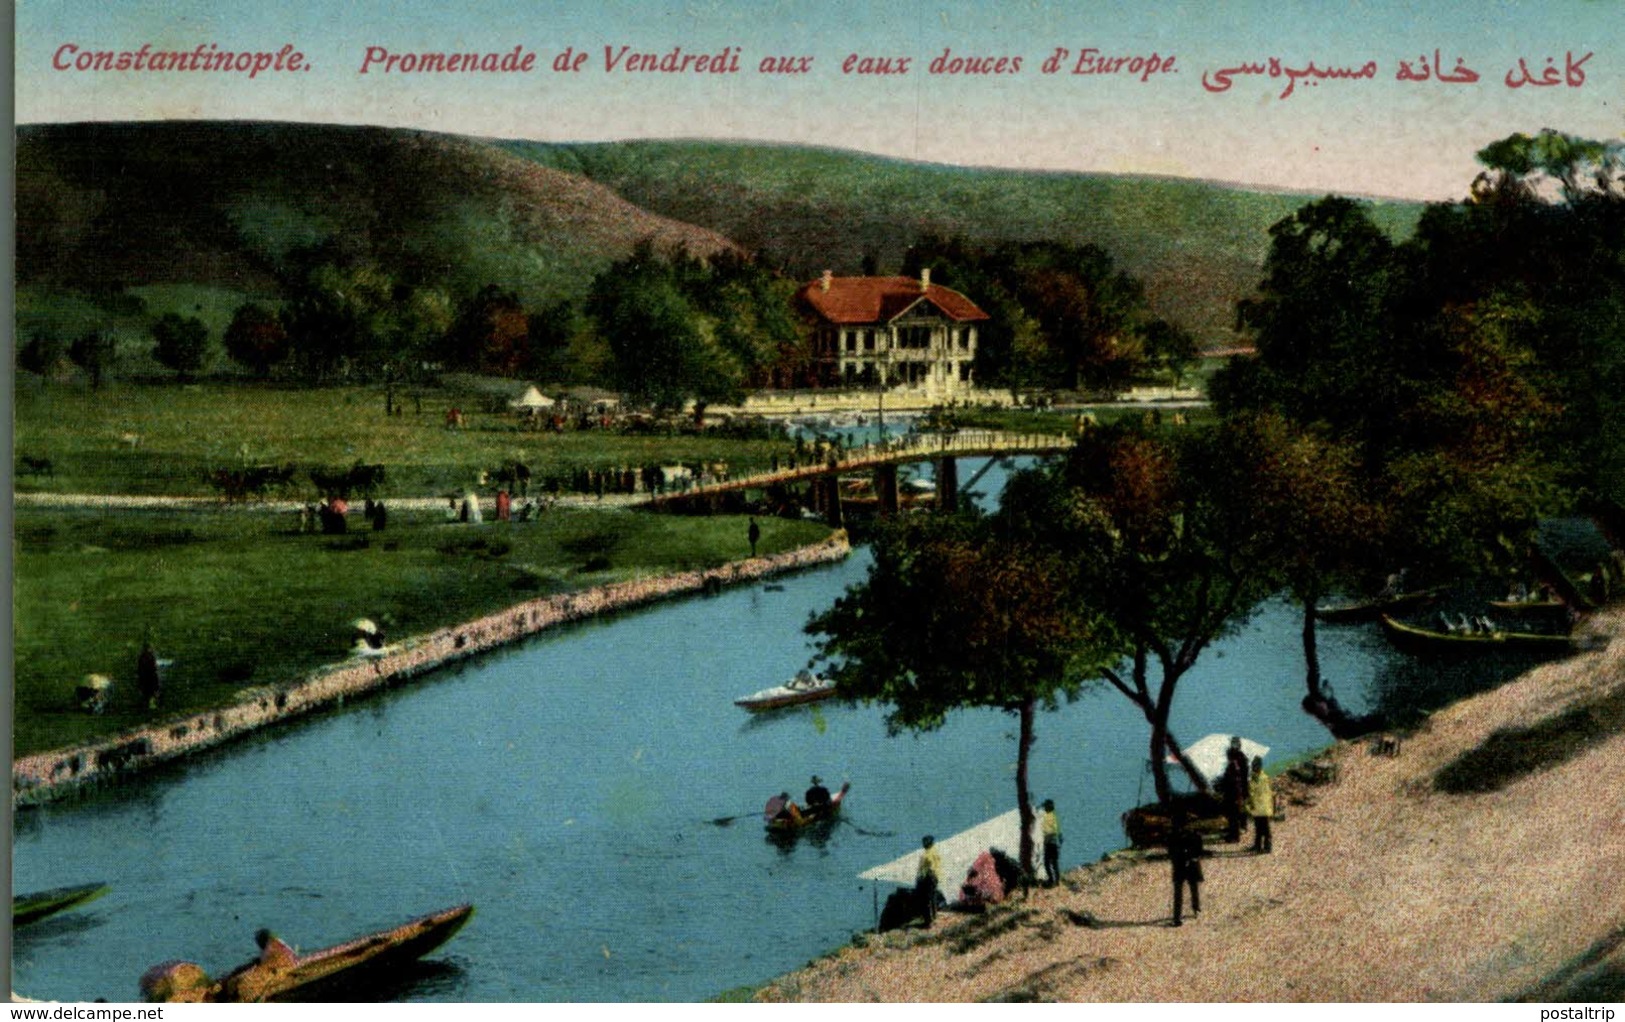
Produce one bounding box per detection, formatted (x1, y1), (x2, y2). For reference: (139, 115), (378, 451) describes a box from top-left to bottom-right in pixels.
(641, 430), (1075, 504)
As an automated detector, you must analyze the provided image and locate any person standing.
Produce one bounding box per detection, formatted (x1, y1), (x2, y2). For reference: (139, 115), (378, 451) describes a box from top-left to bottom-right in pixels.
(1246, 756), (1274, 853)
(137, 639), (162, 710)
(916, 835), (942, 926)
(1040, 799), (1063, 887)
(1220, 736), (1250, 842)
(1168, 811), (1204, 927)
(748, 516), (762, 558)
(496, 488), (512, 522)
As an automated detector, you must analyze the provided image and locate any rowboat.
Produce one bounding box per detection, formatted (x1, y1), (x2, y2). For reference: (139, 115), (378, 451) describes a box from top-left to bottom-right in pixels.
(734, 670), (835, 711)
(1378, 614), (1577, 655)
(140, 903), (474, 1002)
(1487, 597), (1568, 616)
(1315, 588), (1441, 623)
(765, 782), (850, 833)
(13, 882), (110, 927)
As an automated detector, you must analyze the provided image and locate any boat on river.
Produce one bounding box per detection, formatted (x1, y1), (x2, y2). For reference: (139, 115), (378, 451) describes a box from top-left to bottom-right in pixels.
(139, 903), (474, 1002)
(734, 669), (835, 711)
(1378, 614), (1578, 655)
(765, 782), (850, 834)
(1315, 588), (1441, 623)
(13, 882), (110, 927)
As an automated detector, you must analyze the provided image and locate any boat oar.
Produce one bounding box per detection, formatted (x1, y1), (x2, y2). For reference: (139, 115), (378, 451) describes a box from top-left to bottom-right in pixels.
(709, 811), (765, 827)
(839, 819), (895, 838)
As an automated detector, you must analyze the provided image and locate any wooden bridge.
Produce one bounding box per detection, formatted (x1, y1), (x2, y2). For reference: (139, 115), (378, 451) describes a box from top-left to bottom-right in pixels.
(642, 429), (1076, 522)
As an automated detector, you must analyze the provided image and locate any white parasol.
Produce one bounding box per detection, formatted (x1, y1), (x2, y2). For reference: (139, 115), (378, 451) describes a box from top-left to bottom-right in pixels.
(1174, 733), (1270, 785)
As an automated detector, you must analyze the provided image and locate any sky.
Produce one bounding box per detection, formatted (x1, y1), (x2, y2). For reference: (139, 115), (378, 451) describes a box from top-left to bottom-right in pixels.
(14, 0), (1625, 200)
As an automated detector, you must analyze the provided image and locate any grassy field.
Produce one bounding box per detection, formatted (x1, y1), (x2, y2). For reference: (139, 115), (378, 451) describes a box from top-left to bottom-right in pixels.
(13, 504), (831, 755)
(13, 381), (796, 498)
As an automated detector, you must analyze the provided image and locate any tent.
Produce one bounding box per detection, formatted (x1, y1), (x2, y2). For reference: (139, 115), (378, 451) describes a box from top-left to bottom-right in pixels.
(860, 809), (1043, 888)
(1174, 733), (1270, 785)
(507, 385), (555, 412)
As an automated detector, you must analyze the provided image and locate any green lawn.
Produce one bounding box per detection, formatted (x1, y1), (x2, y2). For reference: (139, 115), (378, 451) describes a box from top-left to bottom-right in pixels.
(13, 380), (795, 498)
(13, 504), (831, 755)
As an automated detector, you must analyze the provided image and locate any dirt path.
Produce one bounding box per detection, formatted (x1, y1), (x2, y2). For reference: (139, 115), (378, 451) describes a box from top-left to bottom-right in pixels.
(757, 611), (1625, 1002)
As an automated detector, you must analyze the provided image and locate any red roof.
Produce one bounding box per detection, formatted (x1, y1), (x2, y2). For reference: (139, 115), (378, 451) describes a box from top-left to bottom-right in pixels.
(798, 275), (990, 325)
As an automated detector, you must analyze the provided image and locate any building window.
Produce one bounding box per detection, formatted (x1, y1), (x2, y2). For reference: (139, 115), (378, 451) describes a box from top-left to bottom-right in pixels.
(863, 330), (875, 351)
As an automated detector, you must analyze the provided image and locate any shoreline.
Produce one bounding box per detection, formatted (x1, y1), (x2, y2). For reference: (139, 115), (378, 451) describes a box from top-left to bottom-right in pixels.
(751, 609), (1625, 1002)
(11, 531), (852, 808)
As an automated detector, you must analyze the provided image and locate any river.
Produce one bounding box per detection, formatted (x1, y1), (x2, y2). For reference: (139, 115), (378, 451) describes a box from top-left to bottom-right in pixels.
(10, 457), (1534, 1002)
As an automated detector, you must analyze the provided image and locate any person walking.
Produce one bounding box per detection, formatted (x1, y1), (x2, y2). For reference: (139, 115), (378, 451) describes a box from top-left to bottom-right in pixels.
(748, 516), (762, 557)
(1246, 756), (1275, 853)
(1040, 799), (1063, 887)
(1220, 736), (1250, 842)
(1168, 811), (1204, 927)
(916, 835), (942, 926)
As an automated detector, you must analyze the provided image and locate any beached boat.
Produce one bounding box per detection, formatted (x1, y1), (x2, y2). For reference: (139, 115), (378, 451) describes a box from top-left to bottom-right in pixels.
(1315, 588), (1441, 623)
(734, 670), (835, 711)
(140, 903), (474, 1003)
(13, 882), (110, 927)
(1378, 614), (1577, 655)
(765, 782), (850, 833)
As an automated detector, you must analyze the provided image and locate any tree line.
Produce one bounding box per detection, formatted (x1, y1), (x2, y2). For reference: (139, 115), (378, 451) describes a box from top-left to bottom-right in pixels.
(22, 236), (1194, 404)
(808, 129), (1625, 876)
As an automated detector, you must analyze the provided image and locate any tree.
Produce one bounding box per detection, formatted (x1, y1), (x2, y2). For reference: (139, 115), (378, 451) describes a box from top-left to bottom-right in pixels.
(223, 303), (290, 377)
(444, 284), (529, 375)
(150, 313), (209, 382)
(807, 514), (1111, 876)
(1018, 423), (1282, 804)
(587, 246), (746, 414)
(69, 330), (117, 389)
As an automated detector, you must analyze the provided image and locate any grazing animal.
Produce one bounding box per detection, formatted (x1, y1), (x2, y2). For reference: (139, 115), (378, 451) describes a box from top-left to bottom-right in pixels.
(118, 433), (142, 449)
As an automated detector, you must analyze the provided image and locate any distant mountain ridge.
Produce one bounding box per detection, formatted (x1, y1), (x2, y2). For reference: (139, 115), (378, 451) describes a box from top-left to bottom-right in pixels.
(15, 122), (1423, 342)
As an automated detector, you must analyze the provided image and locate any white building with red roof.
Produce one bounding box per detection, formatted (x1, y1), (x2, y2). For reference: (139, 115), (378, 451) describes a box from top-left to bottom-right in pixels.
(796, 268), (988, 401)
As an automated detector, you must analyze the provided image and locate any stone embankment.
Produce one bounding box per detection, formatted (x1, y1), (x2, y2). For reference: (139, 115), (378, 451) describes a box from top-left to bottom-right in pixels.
(12, 532), (852, 808)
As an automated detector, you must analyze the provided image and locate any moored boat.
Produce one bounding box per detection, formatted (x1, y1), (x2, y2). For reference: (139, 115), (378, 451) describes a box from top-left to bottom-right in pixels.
(734, 669), (835, 711)
(1377, 614), (1577, 655)
(13, 882), (110, 927)
(140, 903), (474, 1003)
(1315, 588), (1441, 623)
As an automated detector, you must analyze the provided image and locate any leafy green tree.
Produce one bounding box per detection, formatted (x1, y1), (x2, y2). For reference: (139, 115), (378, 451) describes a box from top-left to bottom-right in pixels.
(150, 313), (210, 382)
(807, 514), (1111, 875)
(587, 245), (747, 414)
(223, 303), (290, 377)
(69, 329), (117, 389)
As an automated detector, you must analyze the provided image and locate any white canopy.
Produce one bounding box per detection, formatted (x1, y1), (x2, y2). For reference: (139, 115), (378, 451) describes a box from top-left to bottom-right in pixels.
(859, 809), (1042, 887)
(508, 385), (555, 410)
(1175, 733), (1270, 785)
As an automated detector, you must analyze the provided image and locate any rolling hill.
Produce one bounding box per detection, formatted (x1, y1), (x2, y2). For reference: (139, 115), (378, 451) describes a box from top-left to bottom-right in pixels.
(16, 122), (1424, 347)
(15, 121), (739, 316)
(506, 139), (1425, 342)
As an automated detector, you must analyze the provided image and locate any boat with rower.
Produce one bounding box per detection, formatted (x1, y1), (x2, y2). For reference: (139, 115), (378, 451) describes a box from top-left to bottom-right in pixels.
(140, 903), (474, 1002)
(734, 669), (835, 711)
(764, 782), (851, 834)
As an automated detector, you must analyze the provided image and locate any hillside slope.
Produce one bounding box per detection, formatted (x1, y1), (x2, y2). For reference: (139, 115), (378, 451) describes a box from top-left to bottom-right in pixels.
(507, 140), (1425, 343)
(16, 122), (739, 310)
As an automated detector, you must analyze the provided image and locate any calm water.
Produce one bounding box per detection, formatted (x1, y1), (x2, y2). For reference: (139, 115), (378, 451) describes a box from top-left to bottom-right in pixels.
(11, 459), (1530, 1002)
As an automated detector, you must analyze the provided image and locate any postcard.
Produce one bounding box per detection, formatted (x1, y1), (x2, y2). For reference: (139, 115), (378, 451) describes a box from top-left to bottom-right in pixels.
(12, 0), (1625, 1008)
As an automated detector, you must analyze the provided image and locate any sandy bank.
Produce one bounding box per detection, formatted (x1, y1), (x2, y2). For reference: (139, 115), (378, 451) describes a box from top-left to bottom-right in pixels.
(756, 609), (1625, 1002)
(12, 532), (851, 808)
